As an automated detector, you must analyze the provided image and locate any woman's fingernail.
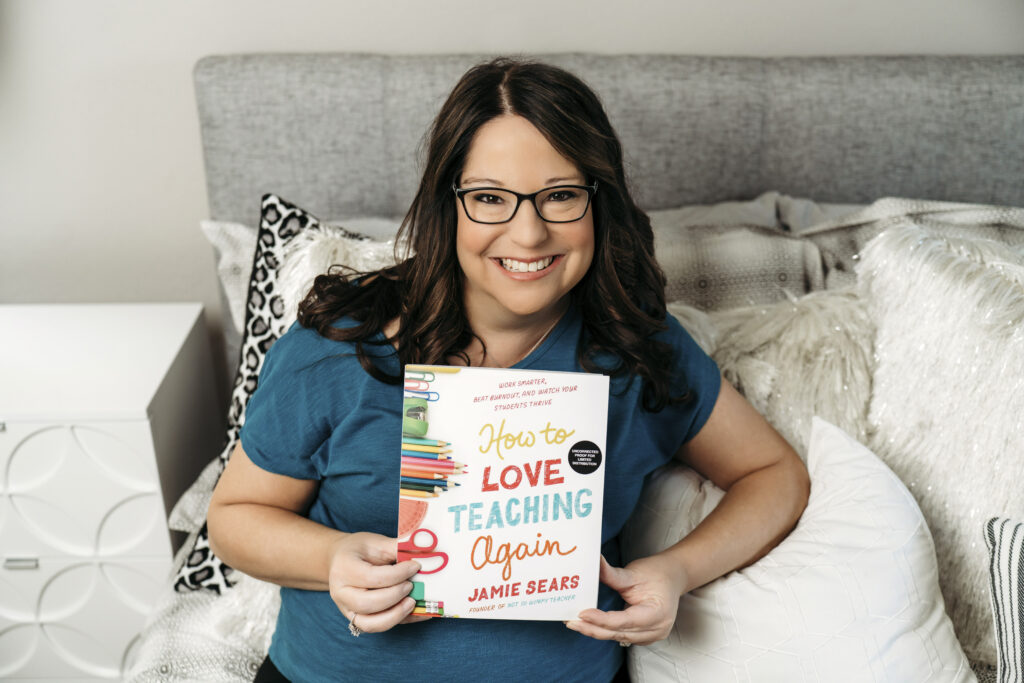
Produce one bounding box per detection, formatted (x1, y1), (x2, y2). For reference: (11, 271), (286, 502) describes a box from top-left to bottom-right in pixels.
(565, 620), (581, 630)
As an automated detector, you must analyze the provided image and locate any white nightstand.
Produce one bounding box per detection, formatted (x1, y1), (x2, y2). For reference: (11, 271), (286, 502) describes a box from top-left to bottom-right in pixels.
(0, 303), (223, 680)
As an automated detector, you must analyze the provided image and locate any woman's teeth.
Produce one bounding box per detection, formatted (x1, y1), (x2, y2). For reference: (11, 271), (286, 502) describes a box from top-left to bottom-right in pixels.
(500, 256), (555, 273)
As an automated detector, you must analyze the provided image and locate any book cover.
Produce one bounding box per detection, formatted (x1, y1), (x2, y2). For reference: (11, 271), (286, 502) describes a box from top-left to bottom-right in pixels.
(395, 364), (609, 620)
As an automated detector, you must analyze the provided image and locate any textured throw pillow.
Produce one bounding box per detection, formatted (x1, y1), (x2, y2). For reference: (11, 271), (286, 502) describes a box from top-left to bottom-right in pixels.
(667, 289), (875, 460)
(795, 198), (1024, 289)
(983, 517), (1024, 683)
(652, 221), (825, 311)
(171, 195), (398, 594)
(621, 417), (971, 683)
(857, 222), (1024, 665)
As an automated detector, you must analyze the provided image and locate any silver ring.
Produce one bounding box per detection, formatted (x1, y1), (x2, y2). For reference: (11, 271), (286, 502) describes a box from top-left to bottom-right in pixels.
(618, 640), (631, 647)
(348, 615), (363, 637)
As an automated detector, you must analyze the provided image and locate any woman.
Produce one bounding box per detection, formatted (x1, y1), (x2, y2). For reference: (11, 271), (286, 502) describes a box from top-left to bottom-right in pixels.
(208, 57), (809, 682)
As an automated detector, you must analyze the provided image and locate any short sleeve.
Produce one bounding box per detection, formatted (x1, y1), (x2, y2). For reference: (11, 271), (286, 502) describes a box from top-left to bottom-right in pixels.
(239, 322), (340, 480)
(664, 315), (722, 446)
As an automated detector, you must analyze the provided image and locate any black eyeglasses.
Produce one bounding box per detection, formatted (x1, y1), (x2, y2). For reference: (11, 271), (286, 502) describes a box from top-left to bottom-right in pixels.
(453, 182), (598, 224)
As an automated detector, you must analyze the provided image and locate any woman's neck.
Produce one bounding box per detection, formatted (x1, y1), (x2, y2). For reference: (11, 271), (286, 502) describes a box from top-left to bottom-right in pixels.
(456, 297), (570, 368)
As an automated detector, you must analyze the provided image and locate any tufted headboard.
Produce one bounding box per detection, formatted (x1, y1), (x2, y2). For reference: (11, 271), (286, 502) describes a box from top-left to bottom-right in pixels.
(194, 53), (1024, 226)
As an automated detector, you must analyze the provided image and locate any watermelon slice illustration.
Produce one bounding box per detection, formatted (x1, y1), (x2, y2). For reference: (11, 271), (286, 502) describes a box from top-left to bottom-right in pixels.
(398, 498), (428, 539)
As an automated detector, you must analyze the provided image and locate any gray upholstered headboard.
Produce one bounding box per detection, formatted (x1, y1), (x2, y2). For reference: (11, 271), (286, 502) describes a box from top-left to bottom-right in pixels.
(194, 53), (1024, 228)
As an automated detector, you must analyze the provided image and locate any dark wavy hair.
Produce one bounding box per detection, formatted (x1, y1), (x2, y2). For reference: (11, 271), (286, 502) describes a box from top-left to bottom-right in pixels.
(298, 56), (689, 411)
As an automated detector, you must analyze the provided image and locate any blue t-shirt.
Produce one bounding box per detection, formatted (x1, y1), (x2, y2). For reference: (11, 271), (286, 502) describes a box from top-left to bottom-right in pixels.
(240, 303), (721, 682)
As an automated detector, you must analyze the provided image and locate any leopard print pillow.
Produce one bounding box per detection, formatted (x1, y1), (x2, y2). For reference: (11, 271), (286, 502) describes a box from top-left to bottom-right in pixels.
(174, 194), (368, 593)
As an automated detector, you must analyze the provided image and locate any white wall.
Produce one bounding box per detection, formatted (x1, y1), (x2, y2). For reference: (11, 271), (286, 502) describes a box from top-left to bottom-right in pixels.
(2, 0), (1022, 403)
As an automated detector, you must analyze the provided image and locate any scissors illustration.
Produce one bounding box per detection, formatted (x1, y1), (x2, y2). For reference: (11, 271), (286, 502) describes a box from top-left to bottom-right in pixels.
(397, 528), (449, 574)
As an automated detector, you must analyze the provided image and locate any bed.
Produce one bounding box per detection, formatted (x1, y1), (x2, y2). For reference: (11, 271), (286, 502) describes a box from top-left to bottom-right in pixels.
(127, 53), (1024, 682)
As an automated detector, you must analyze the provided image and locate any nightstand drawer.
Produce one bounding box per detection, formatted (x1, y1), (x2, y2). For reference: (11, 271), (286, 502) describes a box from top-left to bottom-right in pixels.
(0, 556), (168, 679)
(0, 421), (171, 559)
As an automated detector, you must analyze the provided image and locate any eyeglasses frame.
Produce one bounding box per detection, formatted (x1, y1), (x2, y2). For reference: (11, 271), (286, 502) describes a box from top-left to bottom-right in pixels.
(452, 181), (599, 225)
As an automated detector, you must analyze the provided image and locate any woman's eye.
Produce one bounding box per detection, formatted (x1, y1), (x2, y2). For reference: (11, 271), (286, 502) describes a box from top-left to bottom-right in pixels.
(471, 193), (504, 205)
(546, 190), (579, 202)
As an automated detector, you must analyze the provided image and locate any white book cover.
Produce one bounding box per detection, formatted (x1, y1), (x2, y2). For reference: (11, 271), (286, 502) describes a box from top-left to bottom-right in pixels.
(396, 364), (609, 620)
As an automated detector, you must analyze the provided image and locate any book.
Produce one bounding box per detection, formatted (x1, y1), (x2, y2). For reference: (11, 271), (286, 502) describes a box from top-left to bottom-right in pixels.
(396, 364), (609, 620)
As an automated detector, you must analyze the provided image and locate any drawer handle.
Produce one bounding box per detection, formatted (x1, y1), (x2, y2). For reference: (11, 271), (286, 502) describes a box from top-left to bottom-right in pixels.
(4, 558), (39, 570)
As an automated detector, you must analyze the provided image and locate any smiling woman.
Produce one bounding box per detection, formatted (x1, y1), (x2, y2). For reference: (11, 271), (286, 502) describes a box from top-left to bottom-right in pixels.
(205, 56), (809, 683)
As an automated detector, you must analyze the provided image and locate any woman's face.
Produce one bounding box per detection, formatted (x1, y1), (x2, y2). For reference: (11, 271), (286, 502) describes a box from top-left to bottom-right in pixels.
(455, 114), (595, 327)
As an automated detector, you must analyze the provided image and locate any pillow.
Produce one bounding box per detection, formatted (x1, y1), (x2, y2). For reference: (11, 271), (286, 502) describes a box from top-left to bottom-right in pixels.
(649, 190), (868, 311)
(857, 222), (1024, 665)
(982, 517), (1024, 683)
(200, 219), (255, 335)
(171, 195), (399, 594)
(621, 417), (972, 683)
(795, 198), (1024, 289)
(200, 215), (403, 373)
(667, 288), (875, 460)
(652, 221), (825, 311)
(775, 194), (864, 233)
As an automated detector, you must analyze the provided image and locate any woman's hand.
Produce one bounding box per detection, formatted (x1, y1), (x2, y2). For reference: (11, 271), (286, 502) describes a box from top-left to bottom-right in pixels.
(565, 554), (687, 646)
(327, 532), (429, 632)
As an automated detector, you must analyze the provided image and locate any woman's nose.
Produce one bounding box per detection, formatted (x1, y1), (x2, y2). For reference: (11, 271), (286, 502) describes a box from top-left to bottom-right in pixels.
(507, 200), (549, 247)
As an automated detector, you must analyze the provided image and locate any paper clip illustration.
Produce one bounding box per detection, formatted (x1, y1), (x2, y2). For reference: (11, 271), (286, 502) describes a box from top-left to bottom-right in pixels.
(405, 379), (430, 392)
(397, 528), (449, 574)
(404, 389), (440, 402)
(406, 370), (435, 383)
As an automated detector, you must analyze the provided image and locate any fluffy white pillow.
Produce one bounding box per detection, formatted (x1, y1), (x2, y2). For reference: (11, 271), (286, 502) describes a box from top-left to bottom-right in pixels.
(277, 223), (403, 326)
(857, 222), (1024, 665)
(707, 289), (874, 459)
(621, 417), (971, 683)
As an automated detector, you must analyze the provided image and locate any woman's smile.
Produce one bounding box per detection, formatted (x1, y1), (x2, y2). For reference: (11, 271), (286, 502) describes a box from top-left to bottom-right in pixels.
(493, 254), (563, 278)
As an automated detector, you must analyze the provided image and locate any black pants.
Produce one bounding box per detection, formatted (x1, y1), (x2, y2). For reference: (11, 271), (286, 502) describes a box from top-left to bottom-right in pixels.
(254, 657), (288, 683)
(255, 656), (631, 682)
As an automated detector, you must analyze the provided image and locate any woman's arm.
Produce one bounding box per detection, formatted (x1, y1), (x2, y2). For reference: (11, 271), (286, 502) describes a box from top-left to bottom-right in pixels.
(208, 443), (424, 631)
(659, 377), (811, 589)
(567, 377), (810, 645)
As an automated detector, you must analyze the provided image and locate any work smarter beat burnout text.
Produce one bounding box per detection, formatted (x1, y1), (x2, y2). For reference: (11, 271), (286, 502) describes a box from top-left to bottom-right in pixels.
(472, 375), (582, 412)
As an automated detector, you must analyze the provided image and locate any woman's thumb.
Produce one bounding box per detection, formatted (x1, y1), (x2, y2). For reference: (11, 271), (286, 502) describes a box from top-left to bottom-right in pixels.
(598, 555), (632, 591)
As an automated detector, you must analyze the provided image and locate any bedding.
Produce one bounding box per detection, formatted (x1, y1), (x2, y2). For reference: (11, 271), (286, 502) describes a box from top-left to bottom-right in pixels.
(139, 194), (1024, 682)
(794, 199), (1024, 289)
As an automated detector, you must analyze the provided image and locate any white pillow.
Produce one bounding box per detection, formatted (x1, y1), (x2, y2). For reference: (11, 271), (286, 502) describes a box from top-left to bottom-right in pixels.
(621, 417), (971, 683)
(858, 222), (1024, 665)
